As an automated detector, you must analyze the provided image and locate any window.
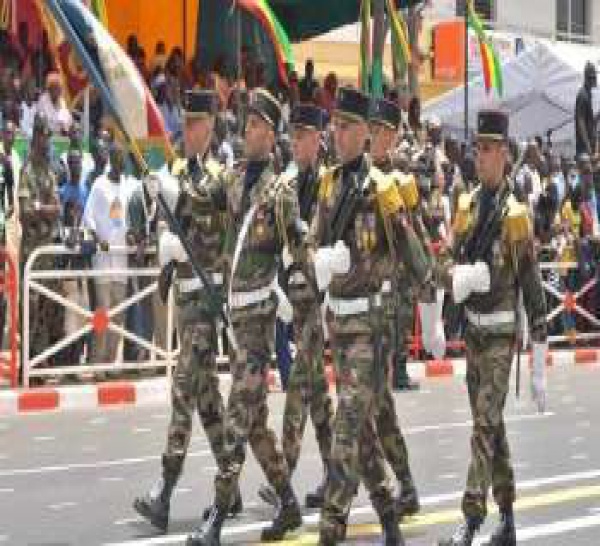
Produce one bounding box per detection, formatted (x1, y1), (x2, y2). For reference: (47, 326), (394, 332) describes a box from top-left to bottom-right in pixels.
(557, 0), (589, 40)
(456, 0), (495, 21)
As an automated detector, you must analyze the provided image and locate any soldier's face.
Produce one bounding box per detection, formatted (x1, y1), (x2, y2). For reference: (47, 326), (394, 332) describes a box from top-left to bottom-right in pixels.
(184, 115), (214, 157)
(369, 123), (397, 163)
(291, 126), (320, 170)
(244, 113), (274, 160)
(475, 139), (507, 188)
(333, 115), (368, 164)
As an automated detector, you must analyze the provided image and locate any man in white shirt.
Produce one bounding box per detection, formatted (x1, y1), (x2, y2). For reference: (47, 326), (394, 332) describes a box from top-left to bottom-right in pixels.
(19, 82), (39, 140)
(83, 141), (136, 365)
(36, 72), (72, 135)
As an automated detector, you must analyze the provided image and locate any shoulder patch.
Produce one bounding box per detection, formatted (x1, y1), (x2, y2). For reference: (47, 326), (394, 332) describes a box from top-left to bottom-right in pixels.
(393, 171), (419, 210)
(171, 158), (188, 177)
(317, 165), (339, 202)
(503, 194), (532, 244)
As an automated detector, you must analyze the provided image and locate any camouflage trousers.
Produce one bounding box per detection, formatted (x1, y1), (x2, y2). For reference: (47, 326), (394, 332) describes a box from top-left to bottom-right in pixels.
(282, 303), (333, 475)
(214, 298), (290, 508)
(320, 308), (395, 537)
(462, 325), (516, 521)
(163, 297), (226, 477)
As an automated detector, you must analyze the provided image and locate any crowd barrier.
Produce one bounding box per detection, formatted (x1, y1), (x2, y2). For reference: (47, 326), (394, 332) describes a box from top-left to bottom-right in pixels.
(0, 248), (18, 387)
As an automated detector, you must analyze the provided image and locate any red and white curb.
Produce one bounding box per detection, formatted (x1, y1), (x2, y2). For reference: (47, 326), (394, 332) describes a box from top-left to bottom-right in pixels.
(0, 349), (597, 416)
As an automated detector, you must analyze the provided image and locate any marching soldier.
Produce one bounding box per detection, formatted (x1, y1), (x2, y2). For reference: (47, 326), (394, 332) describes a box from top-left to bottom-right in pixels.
(187, 89), (303, 545)
(438, 109), (548, 546)
(259, 103), (335, 510)
(368, 97), (431, 520)
(133, 90), (241, 531)
(309, 87), (437, 545)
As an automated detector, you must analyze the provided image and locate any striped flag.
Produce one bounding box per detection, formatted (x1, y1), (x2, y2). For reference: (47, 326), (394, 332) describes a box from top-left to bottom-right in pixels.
(43, 0), (169, 144)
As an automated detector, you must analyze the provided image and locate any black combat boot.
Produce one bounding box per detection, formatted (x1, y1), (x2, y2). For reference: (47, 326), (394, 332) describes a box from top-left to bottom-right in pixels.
(380, 506), (406, 546)
(202, 486), (243, 520)
(260, 482), (303, 541)
(305, 480), (326, 509)
(258, 483), (278, 507)
(483, 508), (516, 546)
(133, 456), (181, 532)
(396, 482), (420, 520)
(438, 518), (481, 546)
(187, 503), (227, 546)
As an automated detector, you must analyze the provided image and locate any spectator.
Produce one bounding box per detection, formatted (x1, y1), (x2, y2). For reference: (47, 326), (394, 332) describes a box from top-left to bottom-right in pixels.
(156, 76), (183, 143)
(1, 120), (20, 212)
(37, 72), (72, 135)
(83, 140), (137, 366)
(61, 122), (95, 185)
(575, 61), (597, 158)
(298, 59), (318, 103)
(408, 96), (423, 143)
(150, 41), (168, 76)
(319, 72), (337, 115)
(19, 79), (39, 139)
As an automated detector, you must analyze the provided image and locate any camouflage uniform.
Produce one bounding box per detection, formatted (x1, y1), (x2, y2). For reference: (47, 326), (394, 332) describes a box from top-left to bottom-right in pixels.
(18, 156), (63, 363)
(310, 154), (434, 541)
(281, 165), (333, 479)
(444, 182), (547, 523)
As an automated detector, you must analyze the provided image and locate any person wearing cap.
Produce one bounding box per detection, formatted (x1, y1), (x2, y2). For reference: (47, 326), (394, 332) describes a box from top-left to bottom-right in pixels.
(368, 97), (432, 521)
(257, 103), (334, 511)
(36, 71), (72, 135)
(18, 114), (62, 367)
(308, 87), (436, 545)
(438, 109), (548, 546)
(133, 89), (242, 531)
(188, 88), (303, 545)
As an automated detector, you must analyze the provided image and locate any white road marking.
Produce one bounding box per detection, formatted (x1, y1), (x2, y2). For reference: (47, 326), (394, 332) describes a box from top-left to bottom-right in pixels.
(202, 465), (219, 473)
(33, 435), (56, 442)
(104, 467), (600, 546)
(589, 507), (600, 514)
(576, 420), (591, 429)
(0, 450), (211, 478)
(574, 406), (587, 414)
(0, 488), (14, 494)
(173, 487), (191, 496)
(89, 417), (108, 425)
(151, 413), (167, 420)
(437, 438), (452, 446)
(475, 514), (600, 544)
(133, 427), (152, 434)
(571, 436), (585, 444)
(100, 476), (124, 482)
(571, 454), (589, 461)
(49, 501), (77, 511)
(114, 517), (143, 526)
(438, 473), (458, 480)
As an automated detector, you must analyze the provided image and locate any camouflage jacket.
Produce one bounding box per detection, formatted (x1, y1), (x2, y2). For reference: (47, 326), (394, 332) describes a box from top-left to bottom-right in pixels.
(309, 153), (433, 300)
(446, 180), (547, 341)
(18, 157), (60, 258)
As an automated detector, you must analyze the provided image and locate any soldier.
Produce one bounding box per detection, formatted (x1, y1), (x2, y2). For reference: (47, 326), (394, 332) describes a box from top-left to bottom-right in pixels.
(187, 89), (303, 545)
(368, 97), (429, 520)
(259, 104), (334, 510)
(19, 114), (62, 366)
(133, 90), (241, 531)
(309, 87), (437, 545)
(438, 109), (548, 546)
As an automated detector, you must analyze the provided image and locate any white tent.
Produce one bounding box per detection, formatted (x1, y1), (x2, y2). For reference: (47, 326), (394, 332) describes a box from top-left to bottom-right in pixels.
(424, 39), (600, 155)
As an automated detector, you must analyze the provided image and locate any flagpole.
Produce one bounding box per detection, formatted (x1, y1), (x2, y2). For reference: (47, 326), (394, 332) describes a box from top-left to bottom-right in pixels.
(464, 4), (469, 142)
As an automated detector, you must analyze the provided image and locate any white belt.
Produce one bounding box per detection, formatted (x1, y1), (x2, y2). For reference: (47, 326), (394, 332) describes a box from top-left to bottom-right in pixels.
(466, 308), (515, 328)
(289, 271), (307, 287)
(178, 273), (223, 293)
(230, 285), (273, 309)
(381, 280), (392, 294)
(328, 296), (370, 317)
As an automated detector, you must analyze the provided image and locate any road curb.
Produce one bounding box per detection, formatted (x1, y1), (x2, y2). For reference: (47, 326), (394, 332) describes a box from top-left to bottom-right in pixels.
(1, 349), (597, 415)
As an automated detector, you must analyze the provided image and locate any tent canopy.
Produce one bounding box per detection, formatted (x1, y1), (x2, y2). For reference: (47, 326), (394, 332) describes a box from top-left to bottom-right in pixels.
(423, 39), (600, 155)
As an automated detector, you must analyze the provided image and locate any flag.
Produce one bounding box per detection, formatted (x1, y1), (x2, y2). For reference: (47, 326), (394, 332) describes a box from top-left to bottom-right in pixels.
(235, 0), (294, 85)
(89, 0), (108, 26)
(467, 0), (503, 97)
(386, 0), (412, 72)
(43, 0), (169, 145)
(359, 0), (371, 93)
(0, 0), (15, 32)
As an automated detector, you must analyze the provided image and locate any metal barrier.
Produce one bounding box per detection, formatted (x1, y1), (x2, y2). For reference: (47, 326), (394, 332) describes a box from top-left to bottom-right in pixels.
(0, 248), (18, 387)
(23, 245), (177, 387)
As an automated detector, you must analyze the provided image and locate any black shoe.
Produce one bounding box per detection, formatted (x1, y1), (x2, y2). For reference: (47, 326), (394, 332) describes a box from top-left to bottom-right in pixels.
(381, 507), (405, 546)
(438, 520), (480, 546)
(202, 487), (243, 520)
(397, 487), (420, 520)
(259, 483), (279, 507)
(483, 511), (516, 546)
(187, 504), (227, 546)
(396, 378), (420, 392)
(133, 492), (169, 532)
(260, 484), (303, 542)
(305, 481), (326, 509)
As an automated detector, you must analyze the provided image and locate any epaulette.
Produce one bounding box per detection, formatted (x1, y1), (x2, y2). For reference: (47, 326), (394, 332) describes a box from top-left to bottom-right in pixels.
(453, 187), (478, 235)
(370, 167), (405, 215)
(205, 157), (224, 179)
(171, 158), (188, 178)
(317, 165), (340, 202)
(503, 194), (532, 244)
(392, 171), (419, 210)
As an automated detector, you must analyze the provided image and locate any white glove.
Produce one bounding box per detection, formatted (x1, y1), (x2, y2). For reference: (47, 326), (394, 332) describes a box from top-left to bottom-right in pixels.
(314, 241), (351, 291)
(158, 231), (188, 267)
(282, 245), (293, 270)
(452, 261), (490, 304)
(143, 173), (161, 200)
(273, 283), (293, 324)
(419, 289), (446, 359)
(531, 341), (548, 413)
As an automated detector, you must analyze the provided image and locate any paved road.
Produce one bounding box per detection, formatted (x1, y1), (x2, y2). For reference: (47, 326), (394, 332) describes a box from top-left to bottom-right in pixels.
(0, 362), (599, 545)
